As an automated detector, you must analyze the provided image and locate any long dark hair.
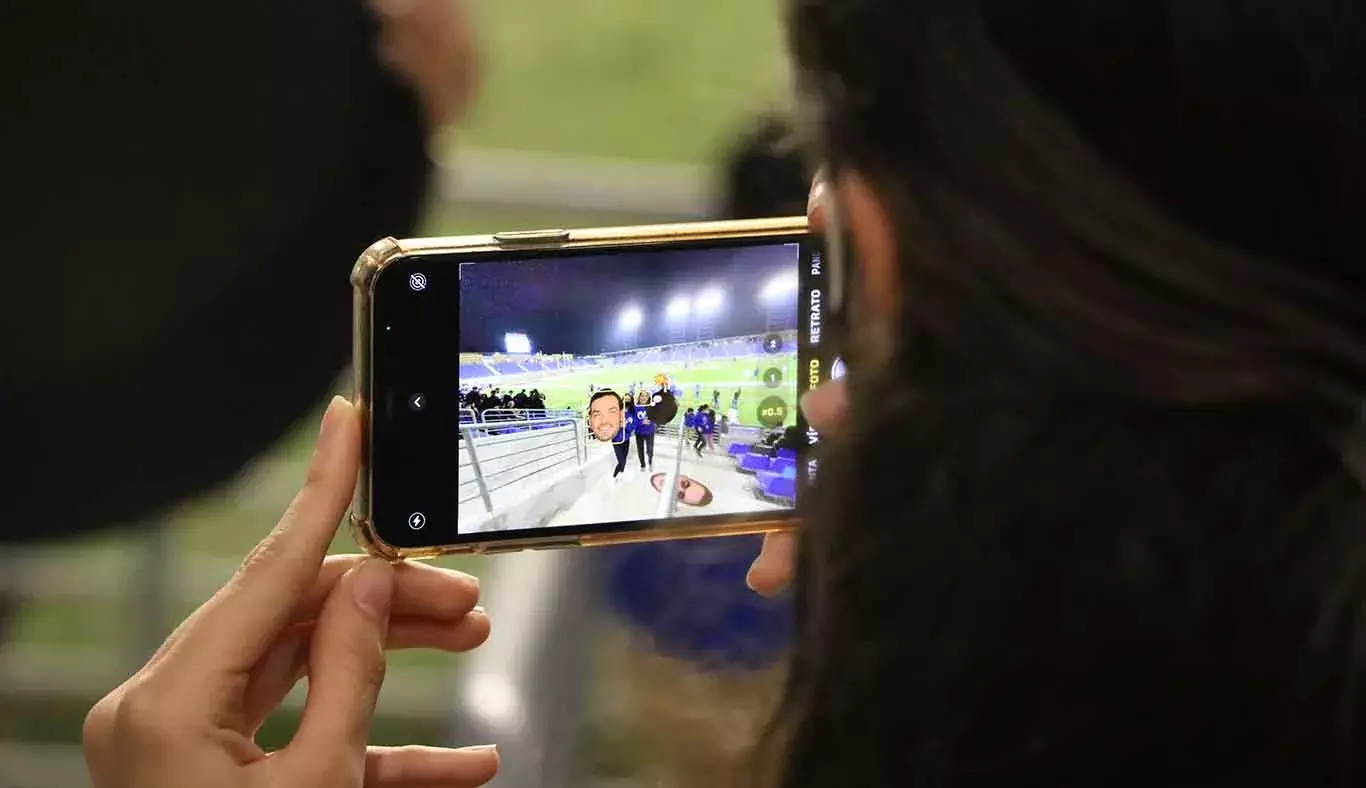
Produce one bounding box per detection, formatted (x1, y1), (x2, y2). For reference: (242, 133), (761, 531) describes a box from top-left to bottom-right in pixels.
(769, 1), (1366, 785)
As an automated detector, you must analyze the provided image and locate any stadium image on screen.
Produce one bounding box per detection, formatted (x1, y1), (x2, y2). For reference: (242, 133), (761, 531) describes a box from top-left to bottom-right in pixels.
(454, 242), (803, 534)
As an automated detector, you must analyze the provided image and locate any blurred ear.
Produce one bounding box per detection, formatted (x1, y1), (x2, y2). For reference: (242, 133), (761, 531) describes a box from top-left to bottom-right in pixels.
(838, 171), (901, 321)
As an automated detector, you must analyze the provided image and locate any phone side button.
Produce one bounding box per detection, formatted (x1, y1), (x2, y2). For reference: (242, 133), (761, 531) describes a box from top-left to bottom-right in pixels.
(475, 545), (525, 555)
(492, 229), (571, 244)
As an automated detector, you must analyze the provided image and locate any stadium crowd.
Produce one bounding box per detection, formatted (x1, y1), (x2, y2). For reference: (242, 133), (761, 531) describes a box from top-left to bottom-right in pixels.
(459, 385), (548, 415)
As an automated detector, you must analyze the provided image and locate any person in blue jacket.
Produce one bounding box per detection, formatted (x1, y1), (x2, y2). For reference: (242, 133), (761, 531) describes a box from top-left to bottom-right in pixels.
(684, 406), (697, 441)
(693, 404), (715, 457)
(589, 390), (634, 480)
(633, 394), (656, 471)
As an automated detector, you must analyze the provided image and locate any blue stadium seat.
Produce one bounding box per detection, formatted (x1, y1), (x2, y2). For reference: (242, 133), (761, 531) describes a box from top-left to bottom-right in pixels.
(764, 474), (797, 502)
(771, 457), (795, 476)
(739, 453), (771, 473)
(727, 443), (751, 457)
(776, 448), (798, 461)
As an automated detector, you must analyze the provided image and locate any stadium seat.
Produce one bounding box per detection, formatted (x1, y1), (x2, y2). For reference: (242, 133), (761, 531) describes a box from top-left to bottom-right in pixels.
(764, 474), (797, 502)
(770, 457), (795, 476)
(739, 453), (771, 473)
(776, 448), (798, 461)
(727, 443), (751, 457)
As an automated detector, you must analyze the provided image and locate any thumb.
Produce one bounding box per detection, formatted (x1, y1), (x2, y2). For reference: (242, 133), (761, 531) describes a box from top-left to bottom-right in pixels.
(282, 559), (394, 779)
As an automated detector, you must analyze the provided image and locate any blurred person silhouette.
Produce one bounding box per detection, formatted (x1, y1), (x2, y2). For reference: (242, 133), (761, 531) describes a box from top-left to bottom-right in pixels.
(1, 0), (473, 545)
(2, 1), (499, 785)
(598, 111), (808, 788)
(751, 1), (1366, 787)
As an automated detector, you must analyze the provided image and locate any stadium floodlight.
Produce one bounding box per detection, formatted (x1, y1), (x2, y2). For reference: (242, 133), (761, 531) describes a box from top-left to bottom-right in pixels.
(760, 270), (800, 304)
(618, 305), (644, 331)
(503, 332), (532, 354)
(695, 286), (727, 316)
(666, 295), (693, 321)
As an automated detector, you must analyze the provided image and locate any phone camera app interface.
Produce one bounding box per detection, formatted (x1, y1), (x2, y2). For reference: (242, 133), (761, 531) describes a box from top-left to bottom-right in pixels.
(455, 242), (805, 535)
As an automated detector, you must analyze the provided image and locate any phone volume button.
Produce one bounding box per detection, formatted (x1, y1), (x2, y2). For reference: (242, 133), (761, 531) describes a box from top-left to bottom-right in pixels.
(492, 229), (571, 244)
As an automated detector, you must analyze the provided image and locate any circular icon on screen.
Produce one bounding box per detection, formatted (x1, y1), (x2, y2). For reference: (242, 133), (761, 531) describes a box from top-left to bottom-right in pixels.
(408, 512), (427, 530)
(831, 357), (848, 380)
(408, 272), (428, 292)
(756, 396), (790, 429)
(762, 333), (783, 354)
(763, 367), (783, 389)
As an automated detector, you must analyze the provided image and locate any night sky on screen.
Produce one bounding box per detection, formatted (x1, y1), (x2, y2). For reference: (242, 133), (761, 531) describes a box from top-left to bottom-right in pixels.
(457, 243), (800, 355)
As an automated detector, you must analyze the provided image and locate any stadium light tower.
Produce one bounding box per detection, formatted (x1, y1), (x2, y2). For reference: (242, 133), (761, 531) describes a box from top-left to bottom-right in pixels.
(696, 286), (726, 316)
(694, 285), (726, 341)
(760, 269), (800, 332)
(666, 296), (692, 321)
(759, 270), (799, 305)
(617, 304), (643, 350)
(618, 305), (643, 331)
(503, 332), (532, 354)
(665, 295), (691, 343)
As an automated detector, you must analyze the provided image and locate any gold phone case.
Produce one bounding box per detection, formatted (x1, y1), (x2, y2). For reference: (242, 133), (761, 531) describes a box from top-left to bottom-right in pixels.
(351, 217), (806, 560)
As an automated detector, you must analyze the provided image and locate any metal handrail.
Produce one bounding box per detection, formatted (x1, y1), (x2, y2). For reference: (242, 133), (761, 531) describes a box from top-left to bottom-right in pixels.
(479, 408), (578, 424)
(458, 407), (478, 425)
(652, 424), (689, 520)
(458, 417), (584, 514)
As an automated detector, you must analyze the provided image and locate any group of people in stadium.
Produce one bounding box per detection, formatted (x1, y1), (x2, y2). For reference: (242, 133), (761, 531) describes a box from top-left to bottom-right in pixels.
(683, 406), (719, 456)
(585, 374), (730, 484)
(459, 385), (547, 416)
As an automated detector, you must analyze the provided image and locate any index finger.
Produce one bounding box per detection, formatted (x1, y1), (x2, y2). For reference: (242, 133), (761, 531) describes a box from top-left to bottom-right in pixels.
(160, 396), (362, 679)
(808, 168), (829, 231)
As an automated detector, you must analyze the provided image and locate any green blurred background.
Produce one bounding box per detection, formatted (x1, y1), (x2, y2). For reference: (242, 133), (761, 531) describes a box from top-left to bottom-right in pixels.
(0, 2), (789, 786)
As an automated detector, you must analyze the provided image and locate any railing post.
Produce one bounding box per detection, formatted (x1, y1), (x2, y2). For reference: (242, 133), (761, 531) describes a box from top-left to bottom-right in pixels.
(463, 425), (496, 513)
(130, 521), (172, 667)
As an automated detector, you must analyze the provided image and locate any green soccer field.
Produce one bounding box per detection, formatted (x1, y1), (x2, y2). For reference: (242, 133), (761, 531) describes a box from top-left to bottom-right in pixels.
(474, 354), (800, 428)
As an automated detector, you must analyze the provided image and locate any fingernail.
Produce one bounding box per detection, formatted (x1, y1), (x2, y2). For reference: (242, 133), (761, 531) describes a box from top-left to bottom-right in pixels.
(803, 379), (849, 420)
(470, 605), (487, 615)
(808, 170), (829, 210)
(462, 744), (498, 753)
(352, 559), (394, 621)
(319, 395), (348, 440)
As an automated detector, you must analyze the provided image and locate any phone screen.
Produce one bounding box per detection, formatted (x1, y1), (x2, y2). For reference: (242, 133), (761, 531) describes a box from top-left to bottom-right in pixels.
(368, 231), (833, 549)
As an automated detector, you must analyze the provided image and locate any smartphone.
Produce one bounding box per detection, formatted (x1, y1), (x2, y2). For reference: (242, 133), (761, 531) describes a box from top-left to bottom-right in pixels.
(350, 217), (836, 559)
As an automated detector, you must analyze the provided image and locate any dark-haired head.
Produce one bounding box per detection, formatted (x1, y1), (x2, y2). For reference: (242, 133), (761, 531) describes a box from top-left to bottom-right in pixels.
(769, 1), (1366, 786)
(589, 390), (622, 410)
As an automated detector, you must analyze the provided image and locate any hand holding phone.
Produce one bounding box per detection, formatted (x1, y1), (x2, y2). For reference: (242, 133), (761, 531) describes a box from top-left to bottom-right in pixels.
(351, 217), (837, 558)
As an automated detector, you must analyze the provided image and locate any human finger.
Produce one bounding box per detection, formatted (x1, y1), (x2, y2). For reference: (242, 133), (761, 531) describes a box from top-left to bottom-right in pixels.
(364, 744), (500, 787)
(293, 557), (481, 626)
(801, 379), (848, 435)
(279, 559), (394, 780)
(808, 168), (829, 231)
(747, 531), (797, 597)
(242, 609), (491, 733)
(160, 397), (361, 679)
